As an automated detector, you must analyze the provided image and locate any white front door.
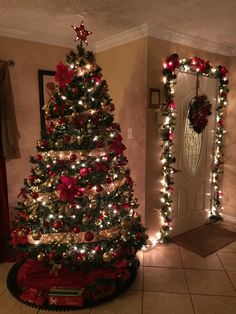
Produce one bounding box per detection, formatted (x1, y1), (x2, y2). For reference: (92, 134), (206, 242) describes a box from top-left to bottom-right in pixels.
(171, 72), (218, 236)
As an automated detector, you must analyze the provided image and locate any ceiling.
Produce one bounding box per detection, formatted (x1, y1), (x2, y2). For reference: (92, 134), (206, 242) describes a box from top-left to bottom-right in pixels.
(1, 0), (236, 54)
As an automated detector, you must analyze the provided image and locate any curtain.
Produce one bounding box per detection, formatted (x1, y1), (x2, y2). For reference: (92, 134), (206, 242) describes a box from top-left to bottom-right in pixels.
(0, 61), (20, 262)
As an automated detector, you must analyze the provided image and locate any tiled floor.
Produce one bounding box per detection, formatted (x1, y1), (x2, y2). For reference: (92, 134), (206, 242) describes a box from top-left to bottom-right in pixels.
(1, 242), (236, 313)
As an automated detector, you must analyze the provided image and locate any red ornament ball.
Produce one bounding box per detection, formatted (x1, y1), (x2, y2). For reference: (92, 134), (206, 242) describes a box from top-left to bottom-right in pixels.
(31, 192), (39, 199)
(73, 227), (80, 233)
(84, 231), (94, 242)
(28, 175), (35, 182)
(53, 220), (63, 230)
(48, 171), (56, 177)
(76, 187), (85, 197)
(94, 245), (101, 252)
(35, 154), (42, 162)
(79, 168), (88, 177)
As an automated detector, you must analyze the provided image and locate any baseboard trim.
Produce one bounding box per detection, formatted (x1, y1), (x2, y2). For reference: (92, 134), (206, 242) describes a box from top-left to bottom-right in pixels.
(223, 214), (236, 224)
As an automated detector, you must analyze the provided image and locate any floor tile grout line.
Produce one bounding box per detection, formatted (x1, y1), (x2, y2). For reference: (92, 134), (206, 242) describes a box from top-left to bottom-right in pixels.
(142, 264), (227, 272)
(190, 292), (236, 298)
(141, 288), (236, 297)
(179, 246), (196, 314)
(217, 251), (236, 293)
(142, 289), (194, 295)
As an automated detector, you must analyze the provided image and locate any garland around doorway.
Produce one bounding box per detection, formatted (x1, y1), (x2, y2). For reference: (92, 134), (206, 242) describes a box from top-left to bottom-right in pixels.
(159, 54), (229, 242)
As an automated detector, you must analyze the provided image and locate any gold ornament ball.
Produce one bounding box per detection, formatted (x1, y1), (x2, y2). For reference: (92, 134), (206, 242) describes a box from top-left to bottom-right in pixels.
(103, 252), (112, 263)
(72, 112), (78, 118)
(17, 230), (25, 237)
(82, 216), (90, 225)
(37, 252), (45, 261)
(50, 177), (57, 184)
(62, 252), (70, 259)
(103, 209), (109, 217)
(32, 231), (42, 241)
(70, 137), (77, 145)
(23, 200), (30, 207)
(91, 201), (97, 209)
(95, 219), (102, 226)
(121, 218), (128, 228)
(45, 181), (52, 188)
(55, 139), (63, 148)
(65, 207), (73, 217)
(134, 212), (140, 219)
(87, 122), (93, 129)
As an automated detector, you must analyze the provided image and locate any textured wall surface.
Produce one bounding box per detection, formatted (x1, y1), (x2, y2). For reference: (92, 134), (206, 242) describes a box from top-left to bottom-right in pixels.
(97, 38), (148, 221)
(0, 36), (68, 212)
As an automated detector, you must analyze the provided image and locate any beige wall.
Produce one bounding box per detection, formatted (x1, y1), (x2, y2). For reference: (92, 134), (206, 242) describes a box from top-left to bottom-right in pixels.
(223, 56), (236, 219)
(0, 36), (69, 211)
(146, 37), (230, 236)
(96, 38), (148, 221)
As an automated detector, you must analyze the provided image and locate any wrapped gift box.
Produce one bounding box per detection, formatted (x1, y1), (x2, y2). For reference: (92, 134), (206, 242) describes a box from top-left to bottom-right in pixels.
(48, 287), (86, 306)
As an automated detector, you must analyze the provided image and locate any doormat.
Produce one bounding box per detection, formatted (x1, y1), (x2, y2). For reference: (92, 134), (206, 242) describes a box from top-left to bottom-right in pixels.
(171, 223), (236, 257)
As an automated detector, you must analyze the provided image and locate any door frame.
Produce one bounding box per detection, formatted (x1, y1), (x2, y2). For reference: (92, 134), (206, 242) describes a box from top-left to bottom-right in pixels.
(159, 54), (229, 242)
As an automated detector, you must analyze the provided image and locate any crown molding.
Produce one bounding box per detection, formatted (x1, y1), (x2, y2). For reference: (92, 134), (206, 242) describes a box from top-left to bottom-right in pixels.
(0, 24), (73, 48)
(0, 23), (235, 57)
(95, 24), (149, 52)
(95, 23), (234, 57)
(231, 48), (236, 57)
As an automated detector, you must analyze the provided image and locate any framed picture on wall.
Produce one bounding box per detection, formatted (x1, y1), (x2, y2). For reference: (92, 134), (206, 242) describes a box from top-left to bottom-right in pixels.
(38, 70), (56, 135)
(149, 88), (160, 108)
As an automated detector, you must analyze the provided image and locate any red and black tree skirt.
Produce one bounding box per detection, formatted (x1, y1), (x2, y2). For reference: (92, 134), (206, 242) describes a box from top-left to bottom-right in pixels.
(7, 259), (138, 311)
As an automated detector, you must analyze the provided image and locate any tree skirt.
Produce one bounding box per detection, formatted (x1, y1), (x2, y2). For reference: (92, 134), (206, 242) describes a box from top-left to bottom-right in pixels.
(7, 259), (137, 311)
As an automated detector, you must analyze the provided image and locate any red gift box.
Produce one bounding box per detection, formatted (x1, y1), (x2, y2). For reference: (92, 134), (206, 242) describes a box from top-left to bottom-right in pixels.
(48, 287), (86, 307)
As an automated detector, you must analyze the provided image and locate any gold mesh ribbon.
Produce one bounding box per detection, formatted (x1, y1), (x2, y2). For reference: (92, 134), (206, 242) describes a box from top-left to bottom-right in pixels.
(28, 226), (120, 245)
(41, 147), (108, 160)
(36, 177), (126, 202)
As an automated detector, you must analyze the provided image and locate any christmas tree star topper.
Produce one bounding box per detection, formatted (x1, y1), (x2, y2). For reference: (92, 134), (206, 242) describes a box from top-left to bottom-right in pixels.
(71, 21), (92, 45)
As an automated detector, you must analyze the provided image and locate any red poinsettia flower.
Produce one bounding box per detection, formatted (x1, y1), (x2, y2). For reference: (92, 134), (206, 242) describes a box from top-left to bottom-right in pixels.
(109, 134), (126, 155)
(17, 188), (28, 199)
(168, 101), (176, 109)
(165, 54), (180, 71)
(55, 63), (74, 88)
(218, 65), (228, 77)
(56, 176), (78, 202)
(191, 57), (209, 73)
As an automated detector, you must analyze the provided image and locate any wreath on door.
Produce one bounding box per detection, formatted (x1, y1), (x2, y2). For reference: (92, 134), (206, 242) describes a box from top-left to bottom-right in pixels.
(188, 95), (212, 134)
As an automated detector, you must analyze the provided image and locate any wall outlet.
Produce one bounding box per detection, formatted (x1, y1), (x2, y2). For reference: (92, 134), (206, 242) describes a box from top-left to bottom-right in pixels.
(127, 128), (133, 139)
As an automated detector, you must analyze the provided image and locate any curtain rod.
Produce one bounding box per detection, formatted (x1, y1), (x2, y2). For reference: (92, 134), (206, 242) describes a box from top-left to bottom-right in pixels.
(8, 59), (15, 67)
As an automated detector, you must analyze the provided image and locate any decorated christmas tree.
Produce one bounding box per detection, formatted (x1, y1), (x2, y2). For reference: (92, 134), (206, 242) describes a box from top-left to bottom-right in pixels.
(9, 22), (147, 309)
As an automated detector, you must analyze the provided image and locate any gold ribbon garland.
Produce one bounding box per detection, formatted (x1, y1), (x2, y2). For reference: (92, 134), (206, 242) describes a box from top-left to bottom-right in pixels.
(28, 226), (120, 245)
